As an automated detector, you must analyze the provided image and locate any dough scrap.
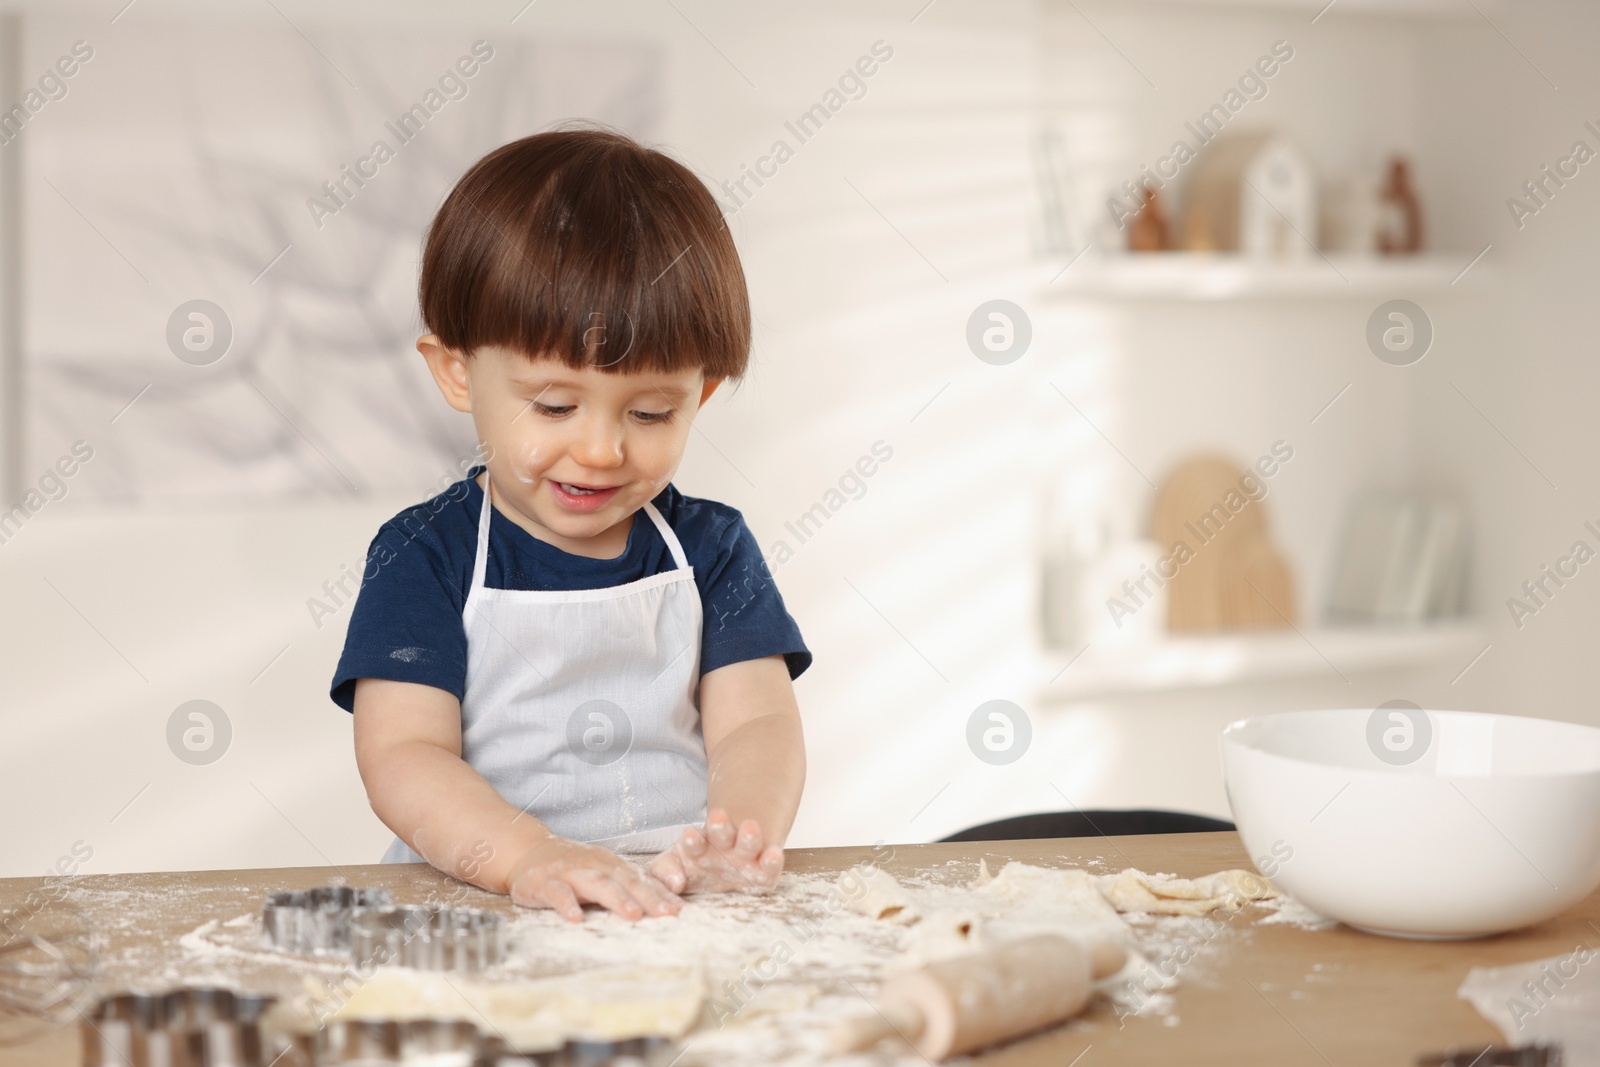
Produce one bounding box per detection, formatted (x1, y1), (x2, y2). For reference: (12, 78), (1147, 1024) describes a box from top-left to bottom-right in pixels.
(1096, 868), (1279, 916)
(321, 965), (704, 1048)
(840, 862), (1278, 927)
(967, 857), (995, 889)
(840, 865), (921, 925)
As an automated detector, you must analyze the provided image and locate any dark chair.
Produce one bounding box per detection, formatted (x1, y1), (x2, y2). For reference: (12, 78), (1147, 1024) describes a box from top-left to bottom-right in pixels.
(938, 809), (1234, 842)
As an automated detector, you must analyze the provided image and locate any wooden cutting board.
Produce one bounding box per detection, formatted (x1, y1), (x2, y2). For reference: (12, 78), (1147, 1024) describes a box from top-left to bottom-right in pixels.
(1148, 455), (1296, 632)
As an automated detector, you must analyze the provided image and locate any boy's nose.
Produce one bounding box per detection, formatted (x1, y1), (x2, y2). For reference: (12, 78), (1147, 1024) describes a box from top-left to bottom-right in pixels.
(569, 418), (625, 468)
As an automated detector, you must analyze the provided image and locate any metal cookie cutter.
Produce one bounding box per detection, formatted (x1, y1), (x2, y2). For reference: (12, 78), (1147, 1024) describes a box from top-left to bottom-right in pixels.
(82, 987), (279, 1067)
(289, 1021), (673, 1067)
(472, 1036), (674, 1067)
(350, 906), (506, 972)
(558, 1037), (674, 1066)
(262, 887), (393, 956)
(296, 1017), (484, 1066)
(1418, 1047), (1563, 1067)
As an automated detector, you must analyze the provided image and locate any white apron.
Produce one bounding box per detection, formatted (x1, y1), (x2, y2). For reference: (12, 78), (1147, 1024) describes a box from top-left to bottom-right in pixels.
(381, 470), (709, 862)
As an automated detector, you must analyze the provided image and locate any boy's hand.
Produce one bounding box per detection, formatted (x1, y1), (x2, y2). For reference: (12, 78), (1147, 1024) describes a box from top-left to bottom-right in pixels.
(506, 835), (683, 923)
(648, 808), (784, 895)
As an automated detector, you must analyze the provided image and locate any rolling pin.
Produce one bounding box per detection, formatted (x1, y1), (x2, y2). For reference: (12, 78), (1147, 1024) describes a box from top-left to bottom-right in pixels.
(830, 934), (1127, 1060)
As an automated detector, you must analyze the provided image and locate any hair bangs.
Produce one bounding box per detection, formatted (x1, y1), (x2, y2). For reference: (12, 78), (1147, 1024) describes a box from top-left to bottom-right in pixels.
(420, 127), (750, 381)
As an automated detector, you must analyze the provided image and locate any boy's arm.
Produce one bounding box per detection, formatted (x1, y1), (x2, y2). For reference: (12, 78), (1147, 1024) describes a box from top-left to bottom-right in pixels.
(352, 677), (682, 921)
(701, 653), (806, 842)
(649, 654), (806, 893)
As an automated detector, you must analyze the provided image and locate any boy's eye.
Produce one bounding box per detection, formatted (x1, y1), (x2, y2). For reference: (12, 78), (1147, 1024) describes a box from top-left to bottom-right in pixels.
(530, 401), (673, 424)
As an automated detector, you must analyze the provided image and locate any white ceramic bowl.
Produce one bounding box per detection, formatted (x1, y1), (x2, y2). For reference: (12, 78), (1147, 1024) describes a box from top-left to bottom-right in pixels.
(1220, 708), (1600, 938)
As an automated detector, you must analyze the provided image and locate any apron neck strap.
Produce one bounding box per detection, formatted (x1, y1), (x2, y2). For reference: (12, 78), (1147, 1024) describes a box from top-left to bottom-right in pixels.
(640, 501), (689, 570)
(473, 470), (691, 589)
(471, 468), (494, 594)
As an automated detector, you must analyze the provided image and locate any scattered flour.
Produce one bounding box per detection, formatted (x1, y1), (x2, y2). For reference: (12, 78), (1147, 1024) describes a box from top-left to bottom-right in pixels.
(1256, 895), (1338, 930)
(50, 857), (1307, 1067)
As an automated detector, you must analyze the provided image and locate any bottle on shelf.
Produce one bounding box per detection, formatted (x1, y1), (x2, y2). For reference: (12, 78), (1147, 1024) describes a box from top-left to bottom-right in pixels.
(1376, 157), (1423, 255)
(1128, 188), (1169, 252)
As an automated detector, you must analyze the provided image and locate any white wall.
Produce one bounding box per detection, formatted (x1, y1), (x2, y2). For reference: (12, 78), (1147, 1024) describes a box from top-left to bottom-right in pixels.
(1409, 0), (1600, 718)
(1, 0), (1045, 875)
(6, 0), (1581, 877)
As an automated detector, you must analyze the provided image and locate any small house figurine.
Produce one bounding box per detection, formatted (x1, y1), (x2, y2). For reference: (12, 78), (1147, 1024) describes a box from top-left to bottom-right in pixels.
(1183, 132), (1318, 258)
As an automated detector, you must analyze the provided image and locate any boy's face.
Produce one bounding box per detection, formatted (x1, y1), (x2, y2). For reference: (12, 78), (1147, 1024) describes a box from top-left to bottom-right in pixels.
(420, 338), (721, 556)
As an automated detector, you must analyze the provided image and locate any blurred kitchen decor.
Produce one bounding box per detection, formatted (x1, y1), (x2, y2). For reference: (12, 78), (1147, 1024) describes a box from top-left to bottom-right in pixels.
(1182, 131), (1316, 257)
(1038, 510), (1166, 652)
(1376, 157), (1425, 255)
(1086, 117), (1433, 271)
(1149, 454), (1296, 633)
(1325, 490), (1470, 625)
(1127, 188), (1170, 252)
(1039, 448), (1298, 648)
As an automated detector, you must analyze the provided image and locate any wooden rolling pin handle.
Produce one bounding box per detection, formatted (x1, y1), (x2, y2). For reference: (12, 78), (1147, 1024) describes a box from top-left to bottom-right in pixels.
(830, 935), (1127, 1060)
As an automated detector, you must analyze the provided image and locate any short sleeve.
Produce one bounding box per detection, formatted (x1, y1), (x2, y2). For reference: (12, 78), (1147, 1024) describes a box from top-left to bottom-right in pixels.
(329, 522), (470, 713)
(697, 514), (812, 680)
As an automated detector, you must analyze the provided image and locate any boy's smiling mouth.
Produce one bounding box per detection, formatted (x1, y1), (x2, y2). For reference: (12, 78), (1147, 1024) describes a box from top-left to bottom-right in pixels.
(550, 480), (623, 512)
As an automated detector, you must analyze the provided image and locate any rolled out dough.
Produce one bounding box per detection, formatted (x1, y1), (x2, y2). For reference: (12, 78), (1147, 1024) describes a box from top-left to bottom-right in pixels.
(320, 965), (704, 1049)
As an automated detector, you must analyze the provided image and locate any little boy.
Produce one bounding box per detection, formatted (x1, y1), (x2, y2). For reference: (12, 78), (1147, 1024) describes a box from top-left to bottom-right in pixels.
(329, 127), (810, 922)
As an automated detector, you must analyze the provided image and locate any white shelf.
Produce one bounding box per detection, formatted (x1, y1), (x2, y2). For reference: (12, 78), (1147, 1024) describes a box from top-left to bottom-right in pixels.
(1037, 621), (1491, 702)
(1039, 252), (1490, 301)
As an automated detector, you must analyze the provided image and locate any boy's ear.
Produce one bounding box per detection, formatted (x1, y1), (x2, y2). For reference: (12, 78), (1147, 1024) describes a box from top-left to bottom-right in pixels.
(418, 335), (472, 414)
(698, 377), (724, 408)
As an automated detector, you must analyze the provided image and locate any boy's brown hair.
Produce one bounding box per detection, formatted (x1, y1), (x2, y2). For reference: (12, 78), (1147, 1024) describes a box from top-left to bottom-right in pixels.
(419, 125), (749, 380)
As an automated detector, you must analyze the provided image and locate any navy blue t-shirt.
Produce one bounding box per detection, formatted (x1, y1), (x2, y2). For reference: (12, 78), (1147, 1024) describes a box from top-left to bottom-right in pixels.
(329, 465), (810, 713)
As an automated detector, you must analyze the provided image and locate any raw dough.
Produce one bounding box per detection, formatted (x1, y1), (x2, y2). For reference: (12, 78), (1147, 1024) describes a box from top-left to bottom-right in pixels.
(887, 908), (986, 972)
(831, 860), (1279, 1003)
(322, 965), (704, 1049)
(837, 862), (1151, 987)
(841, 861), (1278, 925)
(841, 866), (921, 924)
(1096, 868), (1279, 916)
(966, 861), (1135, 953)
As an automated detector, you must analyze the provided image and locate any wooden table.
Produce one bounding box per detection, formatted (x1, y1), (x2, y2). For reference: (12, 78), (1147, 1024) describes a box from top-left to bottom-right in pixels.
(0, 832), (1578, 1066)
